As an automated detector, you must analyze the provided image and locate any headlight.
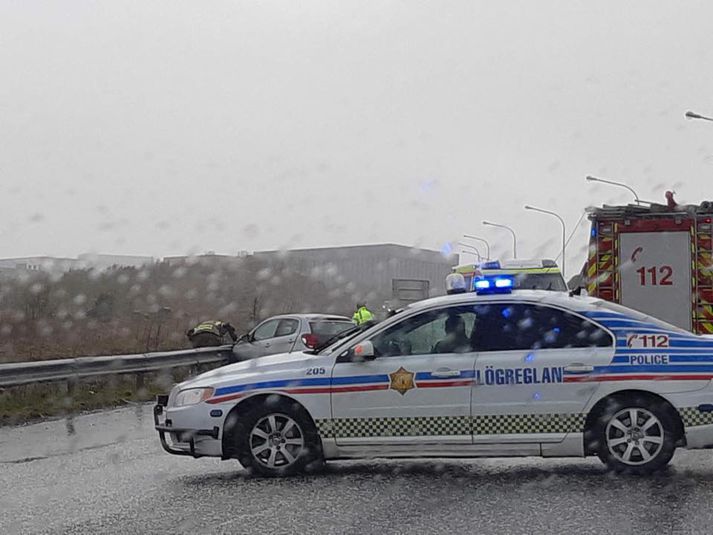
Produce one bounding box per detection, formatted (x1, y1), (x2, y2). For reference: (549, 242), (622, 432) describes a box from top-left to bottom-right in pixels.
(173, 387), (214, 407)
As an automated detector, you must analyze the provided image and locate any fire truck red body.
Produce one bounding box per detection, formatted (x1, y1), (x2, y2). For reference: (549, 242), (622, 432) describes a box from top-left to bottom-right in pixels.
(586, 201), (713, 334)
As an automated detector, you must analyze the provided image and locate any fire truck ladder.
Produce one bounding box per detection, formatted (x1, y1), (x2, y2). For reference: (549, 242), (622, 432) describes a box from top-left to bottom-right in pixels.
(694, 217), (713, 334)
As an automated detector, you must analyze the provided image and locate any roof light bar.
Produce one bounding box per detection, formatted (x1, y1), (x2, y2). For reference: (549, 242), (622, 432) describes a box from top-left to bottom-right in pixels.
(474, 276), (514, 294)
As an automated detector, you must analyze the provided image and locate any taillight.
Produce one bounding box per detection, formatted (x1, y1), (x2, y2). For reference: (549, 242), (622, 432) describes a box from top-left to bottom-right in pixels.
(302, 333), (319, 349)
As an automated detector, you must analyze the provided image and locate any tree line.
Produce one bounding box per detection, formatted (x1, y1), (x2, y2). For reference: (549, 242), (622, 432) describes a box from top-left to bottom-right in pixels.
(0, 256), (346, 363)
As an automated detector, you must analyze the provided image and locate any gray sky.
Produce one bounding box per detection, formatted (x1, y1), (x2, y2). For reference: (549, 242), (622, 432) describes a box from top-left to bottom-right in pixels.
(1, 0), (712, 275)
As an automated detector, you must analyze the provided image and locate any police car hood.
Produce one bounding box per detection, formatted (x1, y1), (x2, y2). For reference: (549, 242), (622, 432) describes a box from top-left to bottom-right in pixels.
(176, 351), (326, 390)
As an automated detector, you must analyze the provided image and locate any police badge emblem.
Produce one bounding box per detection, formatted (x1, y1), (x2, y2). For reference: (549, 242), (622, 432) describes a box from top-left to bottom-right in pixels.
(389, 367), (415, 395)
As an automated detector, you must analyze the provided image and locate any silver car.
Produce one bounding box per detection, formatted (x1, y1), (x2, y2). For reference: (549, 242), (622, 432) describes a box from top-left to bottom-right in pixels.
(230, 314), (353, 362)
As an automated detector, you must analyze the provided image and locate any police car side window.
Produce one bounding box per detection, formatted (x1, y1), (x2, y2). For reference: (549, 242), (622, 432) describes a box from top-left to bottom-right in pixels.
(471, 304), (611, 351)
(545, 309), (612, 348)
(471, 304), (524, 352)
(371, 306), (475, 357)
(252, 319), (279, 341)
(523, 305), (611, 349)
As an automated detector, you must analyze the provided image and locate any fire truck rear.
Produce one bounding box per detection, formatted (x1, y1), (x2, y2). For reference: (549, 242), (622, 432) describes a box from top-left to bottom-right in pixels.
(586, 199), (713, 334)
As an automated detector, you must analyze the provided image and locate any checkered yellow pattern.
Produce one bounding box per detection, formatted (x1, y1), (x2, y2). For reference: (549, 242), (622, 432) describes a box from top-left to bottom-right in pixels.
(316, 413), (584, 439)
(317, 416), (471, 438)
(317, 408), (713, 440)
(680, 407), (713, 427)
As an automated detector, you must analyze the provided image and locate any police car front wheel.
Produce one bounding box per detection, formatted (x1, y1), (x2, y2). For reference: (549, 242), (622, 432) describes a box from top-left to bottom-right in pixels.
(231, 402), (321, 477)
(596, 398), (676, 474)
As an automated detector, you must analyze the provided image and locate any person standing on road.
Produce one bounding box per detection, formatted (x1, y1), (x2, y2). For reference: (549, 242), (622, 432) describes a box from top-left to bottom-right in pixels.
(187, 320), (238, 348)
(352, 302), (374, 326)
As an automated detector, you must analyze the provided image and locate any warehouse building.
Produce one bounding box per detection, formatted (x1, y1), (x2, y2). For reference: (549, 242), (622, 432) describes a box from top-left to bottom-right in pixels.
(167, 243), (457, 308)
(254, 243), (456, 307)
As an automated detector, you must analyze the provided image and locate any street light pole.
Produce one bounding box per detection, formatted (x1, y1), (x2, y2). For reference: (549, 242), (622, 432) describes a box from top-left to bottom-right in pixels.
(586, 175), (641, 204)
(524, 205), (566, 277)
(462, 234), (491, 259)
(482, 221), (517, 259)
(457, 242), (482, 261)
(686, 110), (713, 122)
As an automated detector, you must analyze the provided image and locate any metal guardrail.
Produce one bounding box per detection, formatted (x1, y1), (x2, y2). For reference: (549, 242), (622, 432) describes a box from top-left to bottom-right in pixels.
(0, 345), (233, 388)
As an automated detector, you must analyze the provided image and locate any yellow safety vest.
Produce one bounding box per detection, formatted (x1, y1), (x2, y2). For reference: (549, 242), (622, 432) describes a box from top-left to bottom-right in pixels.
(353, 307), (374, 325)
(193, 321), (222, 336)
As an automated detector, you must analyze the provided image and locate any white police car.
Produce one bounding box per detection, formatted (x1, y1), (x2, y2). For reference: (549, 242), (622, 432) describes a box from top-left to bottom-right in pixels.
(154, 277), (713, 476)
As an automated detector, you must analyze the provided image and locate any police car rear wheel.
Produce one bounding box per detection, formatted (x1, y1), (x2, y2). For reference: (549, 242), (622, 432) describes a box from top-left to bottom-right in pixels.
(235, 403), (321, 477)
(597, 399), (676, 474)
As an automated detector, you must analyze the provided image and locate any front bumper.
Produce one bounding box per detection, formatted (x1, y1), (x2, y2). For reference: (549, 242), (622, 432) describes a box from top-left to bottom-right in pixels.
(154, 395), (220, 458)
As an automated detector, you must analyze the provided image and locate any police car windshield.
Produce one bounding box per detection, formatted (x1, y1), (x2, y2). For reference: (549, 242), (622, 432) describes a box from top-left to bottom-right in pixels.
(592, 300), (690, 335)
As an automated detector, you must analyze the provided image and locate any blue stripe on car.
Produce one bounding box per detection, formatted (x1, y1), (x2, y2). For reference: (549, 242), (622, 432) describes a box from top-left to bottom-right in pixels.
(567, 364), (713, 375)
(214, 373), (390, 396)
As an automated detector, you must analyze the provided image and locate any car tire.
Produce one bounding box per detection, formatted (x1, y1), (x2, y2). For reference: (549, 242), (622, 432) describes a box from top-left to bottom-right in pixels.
(595, 395), (677, 475)
(232, 399), (322, 477)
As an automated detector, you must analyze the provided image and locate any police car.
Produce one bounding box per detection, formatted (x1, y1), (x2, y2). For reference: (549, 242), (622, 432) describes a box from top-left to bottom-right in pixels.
(154, 277), (713, 476)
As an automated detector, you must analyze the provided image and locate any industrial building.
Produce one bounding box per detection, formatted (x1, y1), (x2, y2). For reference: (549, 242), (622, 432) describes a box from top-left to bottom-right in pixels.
(252, 243), (456, 304)
(166, 243), (457, 308)
(2, 244), (456, 310)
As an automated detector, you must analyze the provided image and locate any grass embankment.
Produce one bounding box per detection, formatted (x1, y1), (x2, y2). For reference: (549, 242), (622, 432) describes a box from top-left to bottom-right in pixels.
(0, 367), (212, 426)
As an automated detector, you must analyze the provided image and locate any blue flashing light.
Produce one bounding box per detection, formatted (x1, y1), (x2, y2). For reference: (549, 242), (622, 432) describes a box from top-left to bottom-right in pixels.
(474, 275), (514, 295)
(474, 279), (491, 290)
(494, 278), (513, 288)
(591, 227), (597, 238)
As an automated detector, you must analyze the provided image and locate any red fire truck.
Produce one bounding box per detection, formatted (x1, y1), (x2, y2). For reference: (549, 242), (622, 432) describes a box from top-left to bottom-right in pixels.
(585, 200), (713, 334)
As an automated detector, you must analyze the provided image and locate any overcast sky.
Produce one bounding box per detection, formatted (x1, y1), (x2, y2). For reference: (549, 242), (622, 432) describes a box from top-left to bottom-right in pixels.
(1, 0), (712, 276)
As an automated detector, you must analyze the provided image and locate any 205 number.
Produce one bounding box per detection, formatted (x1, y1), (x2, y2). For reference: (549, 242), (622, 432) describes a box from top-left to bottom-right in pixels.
(305, 367), (326, 375)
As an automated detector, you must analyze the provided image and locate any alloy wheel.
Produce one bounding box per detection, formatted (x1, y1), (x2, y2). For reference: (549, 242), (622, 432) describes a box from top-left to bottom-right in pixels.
(249, 413), (305, 469)
(605, 407), (664, 466)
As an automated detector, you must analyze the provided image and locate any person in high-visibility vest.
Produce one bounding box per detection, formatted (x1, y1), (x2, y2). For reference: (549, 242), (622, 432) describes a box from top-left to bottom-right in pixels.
(187, 320), (238, 348)
(352, 303), (374, 326)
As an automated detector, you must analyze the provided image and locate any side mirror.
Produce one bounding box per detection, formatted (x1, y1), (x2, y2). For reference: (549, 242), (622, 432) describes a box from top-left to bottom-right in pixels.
(351, 341), (375, 361)
(235, 333), (251, 344)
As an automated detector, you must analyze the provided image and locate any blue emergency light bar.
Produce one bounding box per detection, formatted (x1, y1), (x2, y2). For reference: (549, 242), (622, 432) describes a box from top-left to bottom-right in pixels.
(474, 276), (514, 294)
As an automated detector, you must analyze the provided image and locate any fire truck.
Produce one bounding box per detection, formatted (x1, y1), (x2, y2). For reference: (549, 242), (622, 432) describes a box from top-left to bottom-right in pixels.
(585, 199), (713, 334)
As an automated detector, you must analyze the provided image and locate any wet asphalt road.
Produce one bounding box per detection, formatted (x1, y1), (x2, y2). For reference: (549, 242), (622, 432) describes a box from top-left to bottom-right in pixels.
(2, 405), (713, 534)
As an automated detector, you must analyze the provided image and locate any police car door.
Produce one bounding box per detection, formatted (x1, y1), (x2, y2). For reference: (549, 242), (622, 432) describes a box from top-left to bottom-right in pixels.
(330, 305), (477, 448)
(470, 302), (614, 445)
